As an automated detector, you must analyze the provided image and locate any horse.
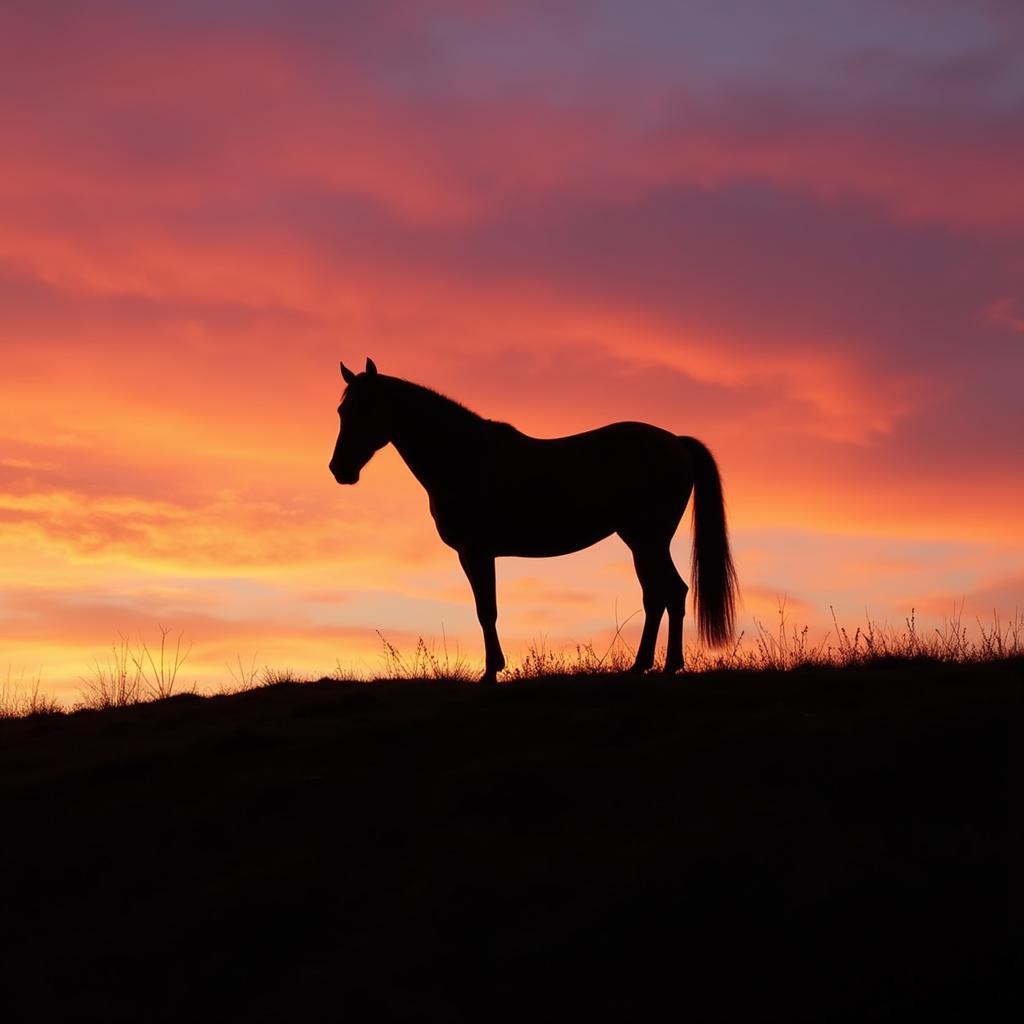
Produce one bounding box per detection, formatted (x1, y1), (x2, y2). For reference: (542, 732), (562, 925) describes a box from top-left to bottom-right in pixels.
(329, 358), (738, 683)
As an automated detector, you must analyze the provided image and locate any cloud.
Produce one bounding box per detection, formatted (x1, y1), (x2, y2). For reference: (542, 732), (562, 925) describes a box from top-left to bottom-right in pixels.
(4, 1), (1024, 233)
(917, 572), (1024, 618)
(984, 297), (1024, 334)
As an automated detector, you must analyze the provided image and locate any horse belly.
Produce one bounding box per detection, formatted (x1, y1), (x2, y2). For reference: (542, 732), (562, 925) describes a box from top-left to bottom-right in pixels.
(430, 484), (616, 557)
(496, 517), (615, 558)
(491, 484), (618, 557)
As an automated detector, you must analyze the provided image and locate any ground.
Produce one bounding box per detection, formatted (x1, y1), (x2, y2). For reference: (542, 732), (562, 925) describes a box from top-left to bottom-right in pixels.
(1, 659), (1019, 1022)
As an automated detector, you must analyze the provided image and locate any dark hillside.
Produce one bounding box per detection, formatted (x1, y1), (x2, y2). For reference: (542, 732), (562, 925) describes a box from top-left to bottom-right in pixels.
(1, 661), (1019, 1022)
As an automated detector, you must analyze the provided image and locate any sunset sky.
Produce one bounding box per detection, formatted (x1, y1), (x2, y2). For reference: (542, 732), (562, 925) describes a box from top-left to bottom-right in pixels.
(2, 1), (1023, 697)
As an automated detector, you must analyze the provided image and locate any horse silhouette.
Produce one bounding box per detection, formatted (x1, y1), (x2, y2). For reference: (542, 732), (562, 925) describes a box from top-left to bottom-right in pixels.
(329, 358), (738, 683)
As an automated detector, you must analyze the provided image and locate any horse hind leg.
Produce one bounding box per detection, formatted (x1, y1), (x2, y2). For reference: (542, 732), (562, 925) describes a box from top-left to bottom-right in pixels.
(625, 543), (669, 674)
(663, 555), (688, 673)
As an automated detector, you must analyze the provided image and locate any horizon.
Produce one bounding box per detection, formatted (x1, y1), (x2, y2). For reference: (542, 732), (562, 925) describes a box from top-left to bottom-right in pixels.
(2, 1), (1023, 699)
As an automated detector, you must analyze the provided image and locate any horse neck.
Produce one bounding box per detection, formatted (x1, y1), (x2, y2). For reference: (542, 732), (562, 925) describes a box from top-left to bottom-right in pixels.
(384, 379), (482, 492)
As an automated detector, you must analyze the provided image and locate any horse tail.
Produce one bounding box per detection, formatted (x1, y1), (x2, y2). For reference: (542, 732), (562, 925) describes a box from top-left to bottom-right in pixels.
(679, 436), (738, 647)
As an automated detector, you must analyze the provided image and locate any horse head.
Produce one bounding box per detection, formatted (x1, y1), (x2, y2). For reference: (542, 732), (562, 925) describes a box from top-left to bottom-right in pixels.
(329, 357), (388, 484)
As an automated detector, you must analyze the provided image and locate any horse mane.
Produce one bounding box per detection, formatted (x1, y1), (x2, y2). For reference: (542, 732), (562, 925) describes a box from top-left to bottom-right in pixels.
(382, 375), (514, 434)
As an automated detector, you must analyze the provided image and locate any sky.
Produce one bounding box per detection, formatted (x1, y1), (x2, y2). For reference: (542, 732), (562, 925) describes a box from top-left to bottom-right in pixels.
(2, 0), (1023, 697)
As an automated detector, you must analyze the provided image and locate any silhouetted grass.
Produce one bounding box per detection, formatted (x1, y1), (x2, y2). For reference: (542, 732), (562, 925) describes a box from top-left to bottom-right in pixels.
(223, 651), (262, 693)
(0, 668), (61, 718)
(76, 625), (192, 710)
(8, 605), (1022, 720)
(504, 602), (1024, 677)
(376, 626), (476, 681)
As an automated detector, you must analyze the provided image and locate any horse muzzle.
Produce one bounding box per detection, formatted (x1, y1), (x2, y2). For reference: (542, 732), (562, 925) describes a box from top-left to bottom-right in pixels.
(329, 463), (360, 485)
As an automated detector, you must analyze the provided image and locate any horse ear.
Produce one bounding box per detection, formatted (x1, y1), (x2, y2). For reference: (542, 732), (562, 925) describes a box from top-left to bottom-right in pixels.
(365, 357), (378, 376)
(340, 361), (357, 384)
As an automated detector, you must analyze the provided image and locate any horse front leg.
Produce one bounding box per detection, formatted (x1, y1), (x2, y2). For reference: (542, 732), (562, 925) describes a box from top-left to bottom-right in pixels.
(458, 550), (506, 684)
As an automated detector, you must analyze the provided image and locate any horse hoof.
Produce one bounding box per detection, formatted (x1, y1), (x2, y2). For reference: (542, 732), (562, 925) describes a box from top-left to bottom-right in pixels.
(478, 672), (498, 686)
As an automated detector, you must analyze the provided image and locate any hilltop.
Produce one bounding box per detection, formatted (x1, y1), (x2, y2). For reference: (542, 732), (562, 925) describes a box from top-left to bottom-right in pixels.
(1, 659), (1019, 1022)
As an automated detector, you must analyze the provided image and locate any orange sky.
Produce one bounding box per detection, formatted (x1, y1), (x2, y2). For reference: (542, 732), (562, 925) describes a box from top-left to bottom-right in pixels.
(2, 1), (1023, 698)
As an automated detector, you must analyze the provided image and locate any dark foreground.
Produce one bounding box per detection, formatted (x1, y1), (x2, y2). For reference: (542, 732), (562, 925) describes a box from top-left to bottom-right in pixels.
(1, 660), (1020, 1022)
